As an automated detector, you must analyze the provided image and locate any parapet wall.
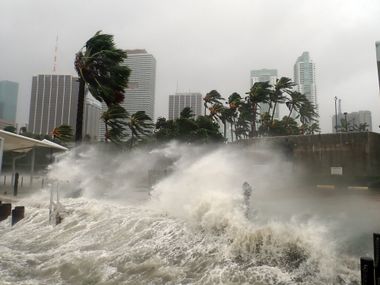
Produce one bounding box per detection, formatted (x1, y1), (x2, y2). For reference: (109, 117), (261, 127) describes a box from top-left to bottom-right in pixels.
(236, 132), (380, 183)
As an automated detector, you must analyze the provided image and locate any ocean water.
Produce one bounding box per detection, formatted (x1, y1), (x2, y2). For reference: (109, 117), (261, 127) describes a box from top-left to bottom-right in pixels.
(0, 142), (377, 284)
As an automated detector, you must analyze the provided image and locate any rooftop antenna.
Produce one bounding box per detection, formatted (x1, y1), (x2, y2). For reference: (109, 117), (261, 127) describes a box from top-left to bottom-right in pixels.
(52, 34), (58, 73)
(176, 80), (179, 93)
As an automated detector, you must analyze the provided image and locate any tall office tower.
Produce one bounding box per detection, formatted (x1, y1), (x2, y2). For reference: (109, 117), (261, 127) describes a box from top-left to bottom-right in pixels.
(332, 110), (372, 132)
(168, 92), (203, 120)
(83, 94), (102, 141)
(250, 69), (279, 119)
(98, 49), (156, 141)
(0, 80), (18, 127)
(376, 41), (380, 91)
(123, 49), (156, 120)
(28, 74), (79, 135)
(294, 52), (318, 116)
(28, 74), (102, 139)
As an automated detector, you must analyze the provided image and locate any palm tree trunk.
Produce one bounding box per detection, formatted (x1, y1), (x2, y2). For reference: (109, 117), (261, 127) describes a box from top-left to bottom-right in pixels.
(285, 106), (294, 128)
(271, 101), (277, 124)
(230, 121), (234, 142)
(130, 133), (134, 149)
(75, 78), (86, 142)
(104, 121), (109, 142)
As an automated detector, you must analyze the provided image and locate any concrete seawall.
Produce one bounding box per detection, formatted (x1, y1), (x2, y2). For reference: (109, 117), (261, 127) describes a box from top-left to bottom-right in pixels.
(236, 132), (380, 187)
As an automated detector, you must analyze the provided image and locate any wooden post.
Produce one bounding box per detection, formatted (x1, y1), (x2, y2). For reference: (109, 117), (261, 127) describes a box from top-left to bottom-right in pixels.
(0, 203), (12, 221)
(13, 172), (19, 196)
(11, 206), (25, 226)
(374, 233), (380, 285)
(361, 257), (375, 285)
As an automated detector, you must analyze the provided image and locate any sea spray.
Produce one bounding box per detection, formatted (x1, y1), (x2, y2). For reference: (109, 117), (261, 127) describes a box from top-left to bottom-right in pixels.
(0, 142), (365, 284)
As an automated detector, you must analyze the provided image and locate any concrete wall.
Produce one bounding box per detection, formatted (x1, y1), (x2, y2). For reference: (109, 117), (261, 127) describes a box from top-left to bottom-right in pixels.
(236, 132), (380, 184)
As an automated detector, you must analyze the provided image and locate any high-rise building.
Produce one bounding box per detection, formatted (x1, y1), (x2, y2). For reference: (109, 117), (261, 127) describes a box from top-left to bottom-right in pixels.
(123, 49), (156, 120)
(28, 75), (79, 135)
(376, 41), (380, 91)
(168, 92), (203, 120)
(250, 69), (279, 119)
(0, 80), (18, 126)
(332, 110), (372, 132)
(294, 52), (318, 116)
(83, 94), (102, 141)
(98, 49), (156, 141)
(28, 74), (101, 139)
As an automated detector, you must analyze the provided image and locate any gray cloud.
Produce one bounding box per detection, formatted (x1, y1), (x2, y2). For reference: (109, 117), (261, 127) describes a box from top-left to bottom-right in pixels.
(1, 0), (379, 132)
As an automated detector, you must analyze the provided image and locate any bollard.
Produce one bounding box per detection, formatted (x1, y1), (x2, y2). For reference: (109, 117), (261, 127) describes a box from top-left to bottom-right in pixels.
(361, 257), (375, 285)
(374, 233), (380, 285)
(13, 172), (19, 196)
(0, 203), (12, 221)
(11, 206), (25, 226)
(21, 176), (23, 187)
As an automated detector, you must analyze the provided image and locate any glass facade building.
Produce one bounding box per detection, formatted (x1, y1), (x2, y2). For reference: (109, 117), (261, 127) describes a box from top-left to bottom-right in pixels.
(0, 80), (18, 124)
(294, 52), (318, 117)
(168, 92), (203, 120)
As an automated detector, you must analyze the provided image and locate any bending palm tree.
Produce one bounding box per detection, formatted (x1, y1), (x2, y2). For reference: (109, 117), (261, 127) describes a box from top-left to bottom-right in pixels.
(269, 77), (295, 124)
(227, 92), (242, 142)
(127, 111), (154, 148)
(203, 90), (224, 116)
(101, 104), (129, 143)
(285, 91), (307, 127)
(52, 125), (73, 145)
(74, 31), (130, 142)
(245, 81), (271, 137)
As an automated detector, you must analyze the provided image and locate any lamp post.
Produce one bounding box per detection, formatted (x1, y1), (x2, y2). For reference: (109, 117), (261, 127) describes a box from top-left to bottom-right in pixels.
(344, 112), (348, 132)
(334, 96), (338, 132)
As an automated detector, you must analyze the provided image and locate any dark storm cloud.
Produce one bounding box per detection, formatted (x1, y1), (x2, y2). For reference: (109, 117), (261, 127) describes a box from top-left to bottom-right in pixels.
(1, 0), (379, 132)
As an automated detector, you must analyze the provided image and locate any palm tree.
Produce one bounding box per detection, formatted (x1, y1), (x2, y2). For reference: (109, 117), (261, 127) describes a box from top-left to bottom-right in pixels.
(269, 77), (295, 124)
(227, 92), (242, 142)
(298, 100), (318, 126)
(203, 90), (224, 116)
(74, 31), (130, 142)
(180, 107), (194, 119)
(285, 91), (307, 127)
(245, 81), (271, 137)
(127, 111), (154, 148)
(101, 104), (129, 143)
(52, 124), (73, 141)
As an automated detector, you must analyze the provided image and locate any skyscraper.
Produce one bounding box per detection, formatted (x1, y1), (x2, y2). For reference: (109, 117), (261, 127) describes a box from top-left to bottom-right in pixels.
(294, 52), (318, 115)
(0, 80), (18, 126)
(28, 74), (101, 139)
(376, 41), (380, 91)
(123, 49), (156, 120)
(28, 75), (79, 135)
(250, 69), (279, 119)
(168, 92), (203, 120)
(98, 49), (156, 141)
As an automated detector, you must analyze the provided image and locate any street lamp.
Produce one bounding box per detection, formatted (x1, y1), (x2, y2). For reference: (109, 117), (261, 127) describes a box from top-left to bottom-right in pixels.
(334, 96), (338, 132)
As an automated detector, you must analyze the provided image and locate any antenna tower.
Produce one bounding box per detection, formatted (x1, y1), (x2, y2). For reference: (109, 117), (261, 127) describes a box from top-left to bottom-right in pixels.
(53, 35), (58, 73)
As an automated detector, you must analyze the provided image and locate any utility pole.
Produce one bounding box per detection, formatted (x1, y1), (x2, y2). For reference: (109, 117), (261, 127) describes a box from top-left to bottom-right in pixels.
(334, 96), (338, 133)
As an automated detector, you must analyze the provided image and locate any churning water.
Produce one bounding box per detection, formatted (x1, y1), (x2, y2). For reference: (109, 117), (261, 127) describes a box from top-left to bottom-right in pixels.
(1, 142), (379, 284)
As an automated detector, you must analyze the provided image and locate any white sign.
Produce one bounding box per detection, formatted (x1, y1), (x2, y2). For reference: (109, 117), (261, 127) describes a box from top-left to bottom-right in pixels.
(331, 167), (343, 175)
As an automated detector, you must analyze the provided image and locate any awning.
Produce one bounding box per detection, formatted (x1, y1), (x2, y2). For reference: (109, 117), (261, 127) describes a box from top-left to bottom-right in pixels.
(0, 130), (68, 152)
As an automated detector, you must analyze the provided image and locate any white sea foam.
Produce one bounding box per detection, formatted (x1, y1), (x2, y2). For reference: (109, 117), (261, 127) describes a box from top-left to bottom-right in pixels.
(0, 142), (365, 284)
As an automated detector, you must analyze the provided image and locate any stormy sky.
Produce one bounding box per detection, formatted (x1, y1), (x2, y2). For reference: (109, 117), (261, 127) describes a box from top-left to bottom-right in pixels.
(1, 0), (379, 132)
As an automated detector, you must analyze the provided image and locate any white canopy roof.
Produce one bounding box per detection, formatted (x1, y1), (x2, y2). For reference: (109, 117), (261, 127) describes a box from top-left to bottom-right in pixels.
(0, 130), (68, 152)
